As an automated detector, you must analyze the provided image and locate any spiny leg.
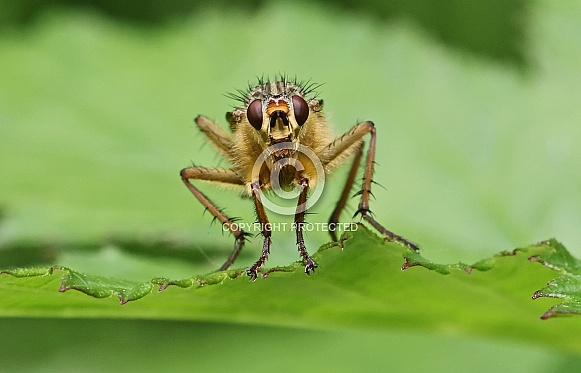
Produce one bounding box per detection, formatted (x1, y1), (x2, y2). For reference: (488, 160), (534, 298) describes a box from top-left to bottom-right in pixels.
(355, 122), (420, 251)
(354, 123), (419, 251)
(295, 177), (318, 274)
(194, 115), (234, 159)
(247, 181), (272, 280)
(180, 167), (249, 270)
(323, 121), (419, 252)
(328, 142), (363, 242)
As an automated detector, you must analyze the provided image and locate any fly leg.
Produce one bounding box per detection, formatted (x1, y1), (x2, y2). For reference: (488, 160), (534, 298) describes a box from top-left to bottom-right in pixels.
(295, 177), (318, 274)
(327, 142), (363, 242)
(322, 121), (419, 252)
(180, 167), (249, 270)
(246, 181), (272, 280)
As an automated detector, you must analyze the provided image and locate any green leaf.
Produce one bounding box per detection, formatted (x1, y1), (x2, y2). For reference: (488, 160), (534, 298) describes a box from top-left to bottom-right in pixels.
(529, 241), (581, 319)
(3, 226), (581, 354)
(403, 238), (581, 320)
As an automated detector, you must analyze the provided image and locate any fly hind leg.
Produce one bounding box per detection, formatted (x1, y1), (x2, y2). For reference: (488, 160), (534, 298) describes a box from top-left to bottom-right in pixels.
(322, 121), (419, 252)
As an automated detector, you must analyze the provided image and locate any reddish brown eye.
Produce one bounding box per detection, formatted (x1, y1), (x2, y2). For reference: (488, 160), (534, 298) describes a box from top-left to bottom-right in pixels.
(247, 99), (263, 130)
(292, 96), (309, 126)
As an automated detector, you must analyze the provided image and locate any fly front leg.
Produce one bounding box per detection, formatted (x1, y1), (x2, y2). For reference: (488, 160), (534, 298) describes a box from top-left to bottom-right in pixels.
(194, 115), (234, 159)
(180, 167), (249, 271)
(295, 177), (318, 274)
(322, 121), (419, 252)
(247, 181), (272, 280)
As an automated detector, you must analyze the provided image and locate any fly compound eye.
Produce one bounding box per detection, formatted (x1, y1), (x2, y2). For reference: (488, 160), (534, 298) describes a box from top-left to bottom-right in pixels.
(292, 96), (309, 126)
(247, 99), (263, 130)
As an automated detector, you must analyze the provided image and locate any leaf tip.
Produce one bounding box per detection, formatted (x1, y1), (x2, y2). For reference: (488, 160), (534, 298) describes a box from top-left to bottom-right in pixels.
(540, 312), (554, 320)
(531, 290), (543, 300)
(118, 296), (130, 305)
(401, 258), (417, 271)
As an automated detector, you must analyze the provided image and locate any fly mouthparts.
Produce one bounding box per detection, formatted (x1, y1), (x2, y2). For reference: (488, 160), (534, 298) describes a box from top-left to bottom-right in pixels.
(269, 110), (290, 128)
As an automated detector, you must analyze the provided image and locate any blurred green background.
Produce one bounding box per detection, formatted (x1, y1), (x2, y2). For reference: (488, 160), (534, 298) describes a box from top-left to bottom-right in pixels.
(1, 0), (581, 371)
